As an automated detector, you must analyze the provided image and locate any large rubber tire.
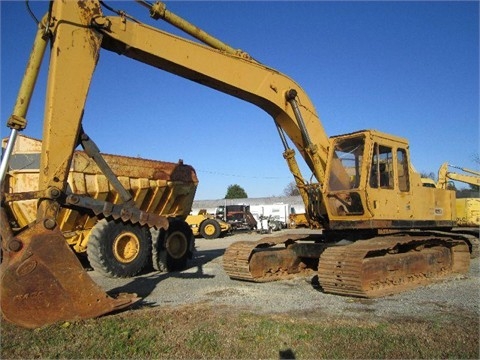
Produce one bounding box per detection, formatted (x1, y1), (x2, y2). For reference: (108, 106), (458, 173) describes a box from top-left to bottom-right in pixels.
(200, 219), (221, 239)
(151, 219), (193, 272)
(150, 227), (168, 273)
(87, 219), (151, 278)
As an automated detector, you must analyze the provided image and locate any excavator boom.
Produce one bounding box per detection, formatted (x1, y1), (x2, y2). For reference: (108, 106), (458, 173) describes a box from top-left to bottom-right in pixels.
(1, 0), (329, 329)
(437, 162), (480, 189)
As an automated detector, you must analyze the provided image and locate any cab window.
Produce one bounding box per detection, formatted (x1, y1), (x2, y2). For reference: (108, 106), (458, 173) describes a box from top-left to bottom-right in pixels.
(397, 148), (410, 192)
(370, 144), (393, 189)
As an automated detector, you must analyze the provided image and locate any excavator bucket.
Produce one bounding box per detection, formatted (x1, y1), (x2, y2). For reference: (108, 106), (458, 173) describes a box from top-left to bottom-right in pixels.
(1, 221), (140, 329)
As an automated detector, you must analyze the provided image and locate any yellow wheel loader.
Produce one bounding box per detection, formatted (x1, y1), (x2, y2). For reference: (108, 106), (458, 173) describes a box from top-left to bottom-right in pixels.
(1, 1), (477, 329)
(288, 212), (310, 229)
(186, 210), (232, 239)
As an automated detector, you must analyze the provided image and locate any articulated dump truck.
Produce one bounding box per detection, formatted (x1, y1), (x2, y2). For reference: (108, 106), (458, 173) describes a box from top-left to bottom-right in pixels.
(2, 135), (198, 279)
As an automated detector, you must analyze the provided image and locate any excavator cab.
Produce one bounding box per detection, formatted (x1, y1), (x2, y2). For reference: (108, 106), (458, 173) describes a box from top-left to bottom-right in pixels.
(324, 129), (455, 231)
(325, 130), (415, 228)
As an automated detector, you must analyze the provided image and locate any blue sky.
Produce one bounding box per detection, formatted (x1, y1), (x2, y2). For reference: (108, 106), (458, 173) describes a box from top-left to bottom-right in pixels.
(1, 1), (478, 200)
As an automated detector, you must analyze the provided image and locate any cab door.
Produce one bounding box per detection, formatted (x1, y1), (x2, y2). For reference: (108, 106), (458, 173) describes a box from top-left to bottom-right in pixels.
(366, 142), (413, 221)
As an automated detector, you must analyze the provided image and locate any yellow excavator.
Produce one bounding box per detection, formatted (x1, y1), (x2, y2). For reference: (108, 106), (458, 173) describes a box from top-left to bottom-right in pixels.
(437, 163), (480, 190)
(435, 163), (480, 228)
(1, 1), (477, 329)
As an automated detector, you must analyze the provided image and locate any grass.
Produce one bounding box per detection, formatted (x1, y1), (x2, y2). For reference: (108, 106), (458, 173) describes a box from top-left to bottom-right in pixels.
(1, 303), (479, 359)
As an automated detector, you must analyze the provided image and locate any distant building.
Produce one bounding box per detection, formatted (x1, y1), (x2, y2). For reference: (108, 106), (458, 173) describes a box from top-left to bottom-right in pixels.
(191, 195), (305, 216)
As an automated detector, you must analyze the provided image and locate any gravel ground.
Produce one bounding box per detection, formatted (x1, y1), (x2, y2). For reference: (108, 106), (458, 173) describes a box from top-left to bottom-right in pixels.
(89, 229), (480, 322)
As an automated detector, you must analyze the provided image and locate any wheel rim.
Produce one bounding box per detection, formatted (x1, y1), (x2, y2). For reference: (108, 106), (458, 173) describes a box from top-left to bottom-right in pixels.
(165, 231), (188, 259)
(112, 232), (141, 263)
(204, 224), (216, 236)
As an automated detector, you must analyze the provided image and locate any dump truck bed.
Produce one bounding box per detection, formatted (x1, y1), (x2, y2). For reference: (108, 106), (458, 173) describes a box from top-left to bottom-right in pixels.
(2, 135), (198, 252)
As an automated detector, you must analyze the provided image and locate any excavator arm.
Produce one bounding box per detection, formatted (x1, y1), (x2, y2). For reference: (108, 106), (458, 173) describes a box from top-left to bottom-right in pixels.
(437, 162), (480, 189)
(1, 0), (334, 328)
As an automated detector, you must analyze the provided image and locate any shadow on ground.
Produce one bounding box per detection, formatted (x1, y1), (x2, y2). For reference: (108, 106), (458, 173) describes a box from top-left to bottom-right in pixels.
(104, 248), (226, 307)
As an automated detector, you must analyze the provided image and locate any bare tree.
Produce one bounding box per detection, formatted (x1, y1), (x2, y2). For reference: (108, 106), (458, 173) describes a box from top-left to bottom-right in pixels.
(283, 181), (300, 196)
(473, 153), (480, 165)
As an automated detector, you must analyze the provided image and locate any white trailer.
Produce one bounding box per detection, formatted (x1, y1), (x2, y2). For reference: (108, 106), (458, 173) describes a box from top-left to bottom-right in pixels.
(250, 203), (292, 231)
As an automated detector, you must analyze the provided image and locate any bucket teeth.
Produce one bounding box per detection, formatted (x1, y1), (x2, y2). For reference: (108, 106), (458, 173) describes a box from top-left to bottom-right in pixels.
(0, 222), (140, 329)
